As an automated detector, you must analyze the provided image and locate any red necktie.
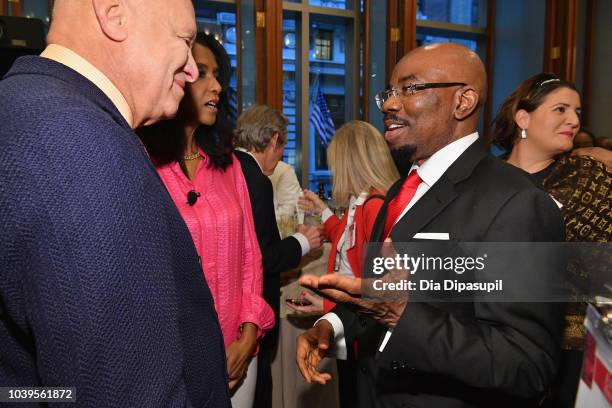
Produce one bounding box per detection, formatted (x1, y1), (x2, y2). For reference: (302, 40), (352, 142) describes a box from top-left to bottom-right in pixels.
(383, 171), (422, 238)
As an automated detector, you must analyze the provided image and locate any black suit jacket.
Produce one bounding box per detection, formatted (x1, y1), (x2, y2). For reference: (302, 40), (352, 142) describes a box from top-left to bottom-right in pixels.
(234, 150), (302, 318)
(332, 141), (566, 408)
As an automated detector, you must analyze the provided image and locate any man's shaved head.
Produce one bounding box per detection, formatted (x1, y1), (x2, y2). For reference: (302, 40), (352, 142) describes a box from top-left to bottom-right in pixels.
(47, 0), (198, 127)
(397, 42), (487, 106)
(381, 42), (487, 166)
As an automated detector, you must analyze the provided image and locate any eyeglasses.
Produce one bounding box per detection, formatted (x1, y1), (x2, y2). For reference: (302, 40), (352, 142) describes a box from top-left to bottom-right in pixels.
(374, 82), (467, 111)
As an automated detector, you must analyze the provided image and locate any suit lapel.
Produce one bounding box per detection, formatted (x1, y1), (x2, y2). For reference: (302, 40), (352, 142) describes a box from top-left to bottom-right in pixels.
(369, 179), (403, 243)
(390, 174), (457, 242)
(363, 141), (488, 275)
(390, 141), (488, 241)
(363, 179), (403, 274)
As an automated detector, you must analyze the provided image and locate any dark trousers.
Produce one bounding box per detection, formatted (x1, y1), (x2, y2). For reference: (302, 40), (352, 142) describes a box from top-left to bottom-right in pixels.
(337, 358), (358, 408)
(253, 316), (279, 408)
(545, 349), (583, 408)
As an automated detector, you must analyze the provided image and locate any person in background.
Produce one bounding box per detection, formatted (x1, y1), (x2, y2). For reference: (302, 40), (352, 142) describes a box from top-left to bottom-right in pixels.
(288, 120), (399, 314)
(288, 120), (399, 408)
(0, 0), (230, 406)
(573, 128), (595, 148)
(139, 33), (273, 407)
(233, 104), (323, 408)
(595, 136), (612, 150)
(492, 72), (612, 408)
(571, 128), (612, 169)
(572, 144), (612, 170)
(270, 160), (302, 218)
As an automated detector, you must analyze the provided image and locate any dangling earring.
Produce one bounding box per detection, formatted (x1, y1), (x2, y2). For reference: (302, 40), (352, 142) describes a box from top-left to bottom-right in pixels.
(520, 129), (527, 139)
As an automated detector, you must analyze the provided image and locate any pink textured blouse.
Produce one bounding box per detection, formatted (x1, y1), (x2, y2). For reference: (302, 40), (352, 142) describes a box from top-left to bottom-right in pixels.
(156, 151), (274, 348)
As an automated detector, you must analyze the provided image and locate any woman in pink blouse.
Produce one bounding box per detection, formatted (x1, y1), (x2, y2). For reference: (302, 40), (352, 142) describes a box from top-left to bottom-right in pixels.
(139, 33), (273, 406)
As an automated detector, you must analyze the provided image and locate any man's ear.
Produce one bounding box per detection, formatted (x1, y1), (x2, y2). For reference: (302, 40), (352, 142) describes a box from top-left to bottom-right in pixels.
(514, 109), (530, 130)
(270, 132), (280, 150)
(454, 87), (479, 121)
(92, 0), (128, 42)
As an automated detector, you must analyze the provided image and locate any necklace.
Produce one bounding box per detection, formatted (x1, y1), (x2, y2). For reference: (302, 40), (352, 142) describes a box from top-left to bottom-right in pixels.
(183, 127), (201, 161)
(184, 151), (201, 161)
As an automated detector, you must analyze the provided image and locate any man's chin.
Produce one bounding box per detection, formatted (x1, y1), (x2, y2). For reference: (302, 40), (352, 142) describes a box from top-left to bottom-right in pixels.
(390, 145), (416, 176)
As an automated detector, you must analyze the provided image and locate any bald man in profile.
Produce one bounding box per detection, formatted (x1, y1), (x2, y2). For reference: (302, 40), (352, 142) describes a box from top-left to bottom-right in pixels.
(0, 1), (229, 406)
(297, 43), (565, 407)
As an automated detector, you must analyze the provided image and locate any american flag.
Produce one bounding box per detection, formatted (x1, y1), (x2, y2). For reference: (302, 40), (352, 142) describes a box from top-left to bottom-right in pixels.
(310, 84), (335, 145)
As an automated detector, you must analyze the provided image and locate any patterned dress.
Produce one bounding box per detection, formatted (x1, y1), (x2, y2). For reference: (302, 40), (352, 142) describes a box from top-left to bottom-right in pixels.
(538, 154), (612, 350)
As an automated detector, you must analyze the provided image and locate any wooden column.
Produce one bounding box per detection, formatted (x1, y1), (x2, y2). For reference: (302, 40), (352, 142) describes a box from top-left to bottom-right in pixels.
(483, 0), (496, 144)
(255, 0), (265, 105)
(581, 0), (595, 126)
(564, 0), (578, 81)
(8, 0), (21, 16)
(254, 0), (283, 110)
(386, 0), (398, 83)
(235, 0), (242, 114)
(386, 0), (416, 83)
(363, 0), (371, 121)
(544, 0), (579, 81)
(1, 1), (7, 16)
(266, 0), (283, 110)
(399, 0), (417, 55)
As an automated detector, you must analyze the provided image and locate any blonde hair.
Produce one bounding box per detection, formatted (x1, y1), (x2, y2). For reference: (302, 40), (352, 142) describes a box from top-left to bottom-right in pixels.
(327, 120), (399, 206)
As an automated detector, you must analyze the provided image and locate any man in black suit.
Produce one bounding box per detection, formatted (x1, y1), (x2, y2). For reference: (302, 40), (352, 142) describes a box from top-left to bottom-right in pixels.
(234, 104), (323, 408)
(296, 43), (566, 407)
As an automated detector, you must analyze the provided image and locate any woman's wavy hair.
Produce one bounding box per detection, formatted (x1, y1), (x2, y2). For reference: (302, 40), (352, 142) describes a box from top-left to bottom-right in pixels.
(139, 32), (234, 170)
(491, 72), (580, 152)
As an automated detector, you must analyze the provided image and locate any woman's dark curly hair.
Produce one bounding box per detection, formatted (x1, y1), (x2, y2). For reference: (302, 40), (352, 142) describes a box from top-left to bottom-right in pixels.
(491, 72), (580, 152)
(138, 32), (234, 170)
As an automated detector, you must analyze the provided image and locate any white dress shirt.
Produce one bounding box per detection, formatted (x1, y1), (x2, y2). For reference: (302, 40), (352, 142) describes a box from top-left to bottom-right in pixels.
(322, 192), (368, 276)
(318, 132), (480, 359)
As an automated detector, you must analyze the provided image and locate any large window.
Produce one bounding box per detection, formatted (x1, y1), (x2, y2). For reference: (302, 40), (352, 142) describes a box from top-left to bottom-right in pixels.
(417, 0), (486, 26)
(281, 2), (361, 194)
(186, 0), (491, 190)
(416, 0), (487, 55)
(415, 0), (488, 132)
(282, 13), (301, 170)
(286, 0), (351, 8)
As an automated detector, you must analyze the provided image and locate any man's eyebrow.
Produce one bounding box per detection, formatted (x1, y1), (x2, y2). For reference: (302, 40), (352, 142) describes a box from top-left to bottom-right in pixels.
(387, 74), (418, 88)
(398, 74), (418, 83)
(179, 30), (197, 44)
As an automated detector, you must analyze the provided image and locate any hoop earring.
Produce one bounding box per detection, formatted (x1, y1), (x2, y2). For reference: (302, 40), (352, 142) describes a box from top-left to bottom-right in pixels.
(520, 129), (527, 139)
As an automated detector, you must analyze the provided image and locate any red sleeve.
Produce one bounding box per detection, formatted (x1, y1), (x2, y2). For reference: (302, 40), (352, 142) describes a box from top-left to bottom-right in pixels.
(360, 196), (385, 242)
(322, 213), (345, 313)
(323, 213), (344, 242)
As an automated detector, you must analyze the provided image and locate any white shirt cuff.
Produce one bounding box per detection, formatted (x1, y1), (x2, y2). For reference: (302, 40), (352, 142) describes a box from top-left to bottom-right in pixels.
(315, 313), (347, 360)
(379, 330), (392, 352)
(321, 207), (333, 223)
(292, 232), (310, 256)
